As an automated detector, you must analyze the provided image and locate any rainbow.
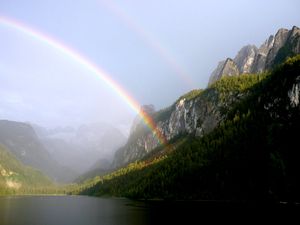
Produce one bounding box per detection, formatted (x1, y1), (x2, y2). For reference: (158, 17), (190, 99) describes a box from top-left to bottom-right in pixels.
(0, 16), (167, 146)
(100, 0), (195, 88)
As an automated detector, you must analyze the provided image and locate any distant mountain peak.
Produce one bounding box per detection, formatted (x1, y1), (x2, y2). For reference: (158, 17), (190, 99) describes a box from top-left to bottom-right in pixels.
(0, 120), (76, 183)
(208, 58), (239, 85)
(208, 26), (300, 85)
(234, 44), (257, 74)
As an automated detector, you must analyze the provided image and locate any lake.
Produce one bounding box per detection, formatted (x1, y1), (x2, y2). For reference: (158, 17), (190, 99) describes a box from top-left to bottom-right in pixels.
(0, 196), (296, 224)
(0, 196), (153, 225)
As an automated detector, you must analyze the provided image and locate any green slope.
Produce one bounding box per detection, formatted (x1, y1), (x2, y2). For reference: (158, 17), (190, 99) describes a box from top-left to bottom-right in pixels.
(0, 145), (53, 195)
(78, 55), (300, 203)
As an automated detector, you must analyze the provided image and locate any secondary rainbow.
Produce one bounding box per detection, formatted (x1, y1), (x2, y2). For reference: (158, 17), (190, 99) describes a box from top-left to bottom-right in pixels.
(100, 0), (195, 88)
(0, 16), (167, 146)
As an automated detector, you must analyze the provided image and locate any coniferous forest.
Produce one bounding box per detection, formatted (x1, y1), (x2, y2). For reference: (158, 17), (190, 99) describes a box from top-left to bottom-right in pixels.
(75, 55), (300, 203)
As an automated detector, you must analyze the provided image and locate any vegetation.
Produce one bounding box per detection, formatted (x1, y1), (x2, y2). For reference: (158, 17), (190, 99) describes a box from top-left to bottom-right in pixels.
(78, 55), (300, 203)
(177, 89), (203, 102)
(153, 105), (175, 123)
(0, 145), (54, 195)
(2, 55), (300, 203)
(153, 90), (203, 123)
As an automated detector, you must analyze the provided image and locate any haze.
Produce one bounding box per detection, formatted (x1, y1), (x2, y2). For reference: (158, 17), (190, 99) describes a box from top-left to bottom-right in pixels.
(0, 0), (299, 130)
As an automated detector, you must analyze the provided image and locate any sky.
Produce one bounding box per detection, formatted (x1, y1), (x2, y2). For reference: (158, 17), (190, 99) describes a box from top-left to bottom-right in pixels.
(0, 0), (299, 129)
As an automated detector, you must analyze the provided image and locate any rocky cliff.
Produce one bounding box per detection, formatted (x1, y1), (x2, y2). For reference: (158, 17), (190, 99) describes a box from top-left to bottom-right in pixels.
(208, 26), (300, 86)
(113, 26), (300, 168)
(234, 45), (258, 73)
(208, 58), (239, 85)
(113, 80), (255, 167)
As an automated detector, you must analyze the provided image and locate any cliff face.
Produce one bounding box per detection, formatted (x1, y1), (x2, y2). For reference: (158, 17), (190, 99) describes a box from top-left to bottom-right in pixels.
(234, 45), (258, 74)
(113, 84), (249, 167)
(251, 35), (275, 73)
(113, 26), (300, 168)
(208, 58), (239, 85)
(208, 26), (300, 86)
(208, 60), (225, 85)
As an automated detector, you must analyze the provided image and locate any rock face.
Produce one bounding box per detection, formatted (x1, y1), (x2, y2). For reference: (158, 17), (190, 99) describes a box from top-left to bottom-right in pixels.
(113, 26), (300, 169)
(208, 58), (239, 85)
(208, 26), (300, 86)
(113, 87), (246, 168)
(290, 26), (300, 54)
(208, 60), (225, 85)
(288, 76), (300, 108)
(234, 45), (258, 73)
(265, 28), (290, 68)
(251, 35), (275, 73)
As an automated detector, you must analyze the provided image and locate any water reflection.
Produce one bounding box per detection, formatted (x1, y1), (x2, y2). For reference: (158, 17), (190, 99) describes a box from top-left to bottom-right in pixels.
(0, 196), (150, 225)
(0, 196), (296, 224)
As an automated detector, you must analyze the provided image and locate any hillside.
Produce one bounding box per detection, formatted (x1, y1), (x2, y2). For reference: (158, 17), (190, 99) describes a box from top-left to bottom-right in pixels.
(78, 55), (300, 202)
(112, 26), (300, 170)
(0, 145), (52, 195)
(0, 120), (76, 183)
(113, 72), (264, 168)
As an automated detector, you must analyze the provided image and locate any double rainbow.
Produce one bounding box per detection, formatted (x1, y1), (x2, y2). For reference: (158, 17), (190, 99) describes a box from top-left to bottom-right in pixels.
(100, 0), (195, 88)
(0, 16), (167, 146)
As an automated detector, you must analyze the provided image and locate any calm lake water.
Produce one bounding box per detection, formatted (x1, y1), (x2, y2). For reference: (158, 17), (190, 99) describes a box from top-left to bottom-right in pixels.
(0, 196), (152, 225)
(0, 195), (296, 224)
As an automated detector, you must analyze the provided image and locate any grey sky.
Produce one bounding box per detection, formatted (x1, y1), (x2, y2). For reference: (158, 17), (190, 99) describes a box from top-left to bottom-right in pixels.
(0, 0), (299, 128)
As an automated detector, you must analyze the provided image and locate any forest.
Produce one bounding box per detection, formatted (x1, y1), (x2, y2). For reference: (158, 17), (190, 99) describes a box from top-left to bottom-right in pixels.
(75, 55), (300, 203)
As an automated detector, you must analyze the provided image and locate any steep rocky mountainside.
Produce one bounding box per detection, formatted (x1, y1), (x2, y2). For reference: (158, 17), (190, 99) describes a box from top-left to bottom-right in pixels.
(0, 120), (76, 183)
(113, 26), (300, 169)
(209, 58), (240, 83)
(81, 55), (300, 201)
(113, 75), (263, 168)
(208, 26), (300, 85)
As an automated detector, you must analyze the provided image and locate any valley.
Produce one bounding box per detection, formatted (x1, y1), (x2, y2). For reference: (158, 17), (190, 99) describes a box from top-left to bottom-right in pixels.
(0, 1), (300, 221)
(1, 26), (299, 204)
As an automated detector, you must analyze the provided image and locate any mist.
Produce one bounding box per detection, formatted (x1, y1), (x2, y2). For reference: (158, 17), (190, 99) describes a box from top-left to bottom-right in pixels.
(0, 30), (135, 127)
(1, 0), (299, 180)
(31, 122), (127, 175)
(0, 34), (135, 174)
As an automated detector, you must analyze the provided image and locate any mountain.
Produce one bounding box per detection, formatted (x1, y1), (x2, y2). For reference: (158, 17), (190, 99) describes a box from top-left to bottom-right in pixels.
(0, 145), (52, 195)
(79, 55), (300, 202)
(75, 123), (126, 159)
(0, 120), (76, 183)
(33, 122), (126, 175)
(113, 76), (260, 168)
(234, 45), (258, 73)
(208, 26), (300, 86)
(208, 58), (240, 85)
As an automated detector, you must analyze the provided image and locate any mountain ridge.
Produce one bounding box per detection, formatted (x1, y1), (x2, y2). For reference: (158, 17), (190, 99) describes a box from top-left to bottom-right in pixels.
(0, 144), (52, 194)
(79, 55), (300, 202)
(111, 26), (300, 171)
(0, 120), (76, 183)
(208, 26), (300, 86)
(113, 74), (263, 168)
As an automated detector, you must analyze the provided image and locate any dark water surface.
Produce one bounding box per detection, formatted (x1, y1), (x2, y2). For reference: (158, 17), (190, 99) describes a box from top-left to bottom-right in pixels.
(0, 196), (298, 224)
(0, 196), (151, 225)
